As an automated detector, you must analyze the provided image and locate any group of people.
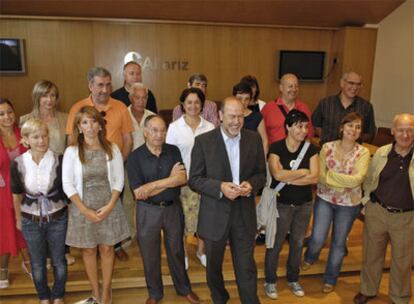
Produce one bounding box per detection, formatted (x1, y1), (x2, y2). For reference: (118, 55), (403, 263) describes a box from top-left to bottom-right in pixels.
(0, 61), (412, 304)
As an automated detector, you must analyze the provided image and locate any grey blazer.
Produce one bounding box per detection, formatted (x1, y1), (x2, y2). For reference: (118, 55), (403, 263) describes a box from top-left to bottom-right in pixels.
(189, 127), (266, 241)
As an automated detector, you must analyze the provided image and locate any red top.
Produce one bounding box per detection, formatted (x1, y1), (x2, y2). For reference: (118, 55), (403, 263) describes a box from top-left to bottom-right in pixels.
(0, 125), (27, 255)
(261, 98), (314, 144)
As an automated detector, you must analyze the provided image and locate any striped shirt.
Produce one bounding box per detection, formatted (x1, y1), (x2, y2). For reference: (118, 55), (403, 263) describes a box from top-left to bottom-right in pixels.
(312, 94), (376, 145)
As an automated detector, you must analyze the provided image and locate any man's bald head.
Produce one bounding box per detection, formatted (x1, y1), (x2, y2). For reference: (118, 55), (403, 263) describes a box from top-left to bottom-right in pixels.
(279, 73), (299, 103)
(219, 97), (244, 138)
(392, 113), (414, 151)
(220, 96), (244, 113)
(280, 73), (298, 85)
(392, 113), (414, 128)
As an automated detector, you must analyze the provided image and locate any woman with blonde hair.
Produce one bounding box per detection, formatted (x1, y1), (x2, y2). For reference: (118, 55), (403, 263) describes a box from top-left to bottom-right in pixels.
(20, 80), (68, 155)
(20, 80), (74, 265)
(62, 106), (129, 304)
(12, 118), (68, 304)
(0, 98), (31, 289)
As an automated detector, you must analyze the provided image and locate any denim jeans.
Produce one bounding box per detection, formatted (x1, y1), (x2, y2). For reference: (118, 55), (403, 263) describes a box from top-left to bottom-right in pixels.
(304, 196), (361, 285)
(264, 201), (313, 283)
(21, 210), (68, 300)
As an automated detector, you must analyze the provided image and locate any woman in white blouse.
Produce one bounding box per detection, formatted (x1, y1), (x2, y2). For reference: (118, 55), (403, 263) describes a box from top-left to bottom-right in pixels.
(12, 119), (68, 304)
(62, 106), (129, 304)
(166, 87), (215, 269)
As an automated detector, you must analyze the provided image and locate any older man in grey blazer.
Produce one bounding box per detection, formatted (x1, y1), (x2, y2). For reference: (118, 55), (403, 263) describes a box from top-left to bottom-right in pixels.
(189, 97), (266, 304)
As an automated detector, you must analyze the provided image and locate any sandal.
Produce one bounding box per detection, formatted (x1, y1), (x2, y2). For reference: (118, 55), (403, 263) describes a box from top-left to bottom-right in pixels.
(22, 261), (33, 280)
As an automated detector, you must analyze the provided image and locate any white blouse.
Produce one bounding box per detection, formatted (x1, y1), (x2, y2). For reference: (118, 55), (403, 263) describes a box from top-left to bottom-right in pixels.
(22, 150), (54, 195)
(166, 116), (215, 175)
(19, 149), (65, 215)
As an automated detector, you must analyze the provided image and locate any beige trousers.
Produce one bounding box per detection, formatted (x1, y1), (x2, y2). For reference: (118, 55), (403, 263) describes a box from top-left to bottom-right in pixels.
(360, 201), (414, 304)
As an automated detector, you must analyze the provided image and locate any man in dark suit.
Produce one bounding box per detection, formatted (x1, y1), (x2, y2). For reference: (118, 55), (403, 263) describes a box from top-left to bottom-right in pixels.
(189, 97), (266, 304)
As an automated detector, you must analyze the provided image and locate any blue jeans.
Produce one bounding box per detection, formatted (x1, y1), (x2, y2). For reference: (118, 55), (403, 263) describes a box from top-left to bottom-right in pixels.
(21, 210), (68, 300)
(304, 196), (361, 285)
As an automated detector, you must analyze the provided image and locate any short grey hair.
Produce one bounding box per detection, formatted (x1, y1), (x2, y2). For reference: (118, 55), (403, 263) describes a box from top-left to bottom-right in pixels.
(129, 83), (148, 97)
(87, 67), (111, 83)
(341, 71), (361, 81)
(188, 73), (208, 85)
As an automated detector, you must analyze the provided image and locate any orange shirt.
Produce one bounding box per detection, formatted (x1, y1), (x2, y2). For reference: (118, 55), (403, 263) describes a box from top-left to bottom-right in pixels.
(66, 96), (133, 151)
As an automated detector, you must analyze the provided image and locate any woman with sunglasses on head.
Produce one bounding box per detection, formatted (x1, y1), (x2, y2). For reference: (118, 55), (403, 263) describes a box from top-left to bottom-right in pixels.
(302, 112), (370, 293)
(12, 119), (68, 304)
(62, 106), (130, 304)
(0, 98), (31, 289)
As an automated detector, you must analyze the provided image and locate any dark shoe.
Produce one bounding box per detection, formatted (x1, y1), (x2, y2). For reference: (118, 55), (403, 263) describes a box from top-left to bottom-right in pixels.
(145, 298), (159, 304)
(185, 291), (200, 304)
(353, 292), (376, 304)
(285, 233), (290, 243)
(256, 233), (266, 245)
(115, 248), (129, 261)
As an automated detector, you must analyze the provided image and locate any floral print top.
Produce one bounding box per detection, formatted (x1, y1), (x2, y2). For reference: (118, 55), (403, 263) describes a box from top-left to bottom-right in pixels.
(317, 140), (370, 206)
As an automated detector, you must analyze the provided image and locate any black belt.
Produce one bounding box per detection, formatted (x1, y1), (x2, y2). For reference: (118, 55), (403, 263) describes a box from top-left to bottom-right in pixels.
(370, 193), (413, 214)
(141, 200), (175, 208)
(21, 206), (67, 223)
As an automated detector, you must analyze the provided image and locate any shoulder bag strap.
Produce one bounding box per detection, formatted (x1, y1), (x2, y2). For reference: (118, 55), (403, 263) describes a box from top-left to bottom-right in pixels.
(273, 141), (311, 195)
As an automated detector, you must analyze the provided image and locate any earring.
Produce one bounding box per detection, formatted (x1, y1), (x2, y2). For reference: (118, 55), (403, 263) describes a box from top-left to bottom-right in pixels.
(79, 129), (83, 134)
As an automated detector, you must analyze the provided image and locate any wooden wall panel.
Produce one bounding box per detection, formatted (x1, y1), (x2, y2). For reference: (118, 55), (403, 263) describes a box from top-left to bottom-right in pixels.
(0, 19), (94, 116)
(326, 27), (377, 101)
(0, 18), (376, 118)
(342, 27), (377, 100)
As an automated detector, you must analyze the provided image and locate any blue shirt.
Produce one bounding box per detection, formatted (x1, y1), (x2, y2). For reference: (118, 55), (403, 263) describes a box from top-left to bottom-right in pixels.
(220, 127), (241, 185)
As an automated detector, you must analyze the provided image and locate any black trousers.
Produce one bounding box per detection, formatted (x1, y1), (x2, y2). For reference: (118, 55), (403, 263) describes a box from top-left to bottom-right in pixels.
(204, 201), (259, 304)
(136, 202), (192, 300)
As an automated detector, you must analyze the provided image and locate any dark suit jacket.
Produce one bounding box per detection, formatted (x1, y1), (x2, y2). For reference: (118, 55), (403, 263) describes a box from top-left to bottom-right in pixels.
(189, 128), (266, 242)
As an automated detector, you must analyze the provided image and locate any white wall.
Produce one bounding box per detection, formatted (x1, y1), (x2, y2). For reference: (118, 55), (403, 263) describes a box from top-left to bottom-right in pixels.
(371, 0), (414, 127)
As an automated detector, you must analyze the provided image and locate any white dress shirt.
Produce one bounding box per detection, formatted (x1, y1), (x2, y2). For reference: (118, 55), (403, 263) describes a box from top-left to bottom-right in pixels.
(220, 127), (241, 185)
(166, 115), (215, 175)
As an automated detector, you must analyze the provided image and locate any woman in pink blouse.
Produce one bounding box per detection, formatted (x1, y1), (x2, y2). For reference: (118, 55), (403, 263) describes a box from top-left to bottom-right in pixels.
(302, 112), (370, 293)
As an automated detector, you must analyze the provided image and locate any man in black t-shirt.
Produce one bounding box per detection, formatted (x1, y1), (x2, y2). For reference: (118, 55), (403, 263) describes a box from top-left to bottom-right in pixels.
(111, 61), (158, 113)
